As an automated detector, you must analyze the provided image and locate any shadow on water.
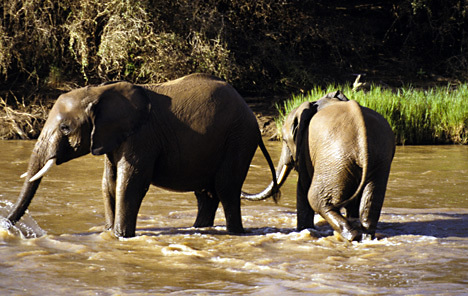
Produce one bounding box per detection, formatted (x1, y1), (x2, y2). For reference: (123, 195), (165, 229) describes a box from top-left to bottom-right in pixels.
(134, 226), (296, 238)
(3, 205), (467, 241)
(134, 211), (468, 240)
(378, 212), (468, 238)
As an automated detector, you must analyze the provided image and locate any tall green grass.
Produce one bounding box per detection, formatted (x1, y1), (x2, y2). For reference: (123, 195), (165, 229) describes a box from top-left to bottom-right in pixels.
(275, 84), (468, 145)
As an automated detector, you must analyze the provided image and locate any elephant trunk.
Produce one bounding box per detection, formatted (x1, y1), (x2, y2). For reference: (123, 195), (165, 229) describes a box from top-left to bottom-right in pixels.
(241, 164), (292, 201)
(242, 144), (294, 201)
(7, 151), (56, 225)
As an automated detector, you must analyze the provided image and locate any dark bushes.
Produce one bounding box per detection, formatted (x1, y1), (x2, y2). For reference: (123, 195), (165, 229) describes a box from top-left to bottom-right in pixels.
(1, 0), (467, 97)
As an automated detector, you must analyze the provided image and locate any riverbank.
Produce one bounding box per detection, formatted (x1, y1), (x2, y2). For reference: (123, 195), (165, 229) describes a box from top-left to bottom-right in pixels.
(274, 83), (468, 145)
(245, 96), (283, 140)
(1, 82), (467, 144)
(0, 90), (281, 141)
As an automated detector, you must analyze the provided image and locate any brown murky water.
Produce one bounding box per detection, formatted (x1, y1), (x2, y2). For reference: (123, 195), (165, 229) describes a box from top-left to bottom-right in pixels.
(1, 140), (467, 295)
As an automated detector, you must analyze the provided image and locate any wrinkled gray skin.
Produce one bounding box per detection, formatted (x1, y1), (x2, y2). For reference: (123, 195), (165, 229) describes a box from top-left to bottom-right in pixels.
(243, 91), (395, 241)
(7, 73), (278, 238)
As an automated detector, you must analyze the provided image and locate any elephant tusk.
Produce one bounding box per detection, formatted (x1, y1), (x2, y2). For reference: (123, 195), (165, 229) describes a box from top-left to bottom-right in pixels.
(276, 165), (290, 187)
(29, 159), (56, 182)
(20, 172), (28, 178)
(278, 166), (287, 182)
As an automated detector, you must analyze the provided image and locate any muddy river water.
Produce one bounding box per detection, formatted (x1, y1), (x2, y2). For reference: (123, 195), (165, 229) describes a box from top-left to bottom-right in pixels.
(0, 140), (467, 295)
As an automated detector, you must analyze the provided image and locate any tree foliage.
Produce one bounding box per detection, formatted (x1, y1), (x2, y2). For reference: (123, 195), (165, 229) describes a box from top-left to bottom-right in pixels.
(1, 0), (467, 95)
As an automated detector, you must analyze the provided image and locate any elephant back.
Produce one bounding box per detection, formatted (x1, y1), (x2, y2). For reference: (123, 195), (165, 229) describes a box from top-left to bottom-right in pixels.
(308, 100), (365, 151)
(360, 105), (395, 167)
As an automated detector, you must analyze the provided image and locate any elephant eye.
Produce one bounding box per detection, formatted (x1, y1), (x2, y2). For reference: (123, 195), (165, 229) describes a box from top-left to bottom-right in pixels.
(59, 123), (71, 135)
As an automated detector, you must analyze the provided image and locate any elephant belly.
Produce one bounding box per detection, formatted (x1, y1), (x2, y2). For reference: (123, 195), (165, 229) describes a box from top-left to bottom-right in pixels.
(150, 152), (221, 192)
(147, 91), (258, 192)
(152, 172), (213, 192)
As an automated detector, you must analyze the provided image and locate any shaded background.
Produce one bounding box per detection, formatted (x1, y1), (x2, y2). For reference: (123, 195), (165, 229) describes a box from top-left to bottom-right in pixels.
(1, 0), (466, 97)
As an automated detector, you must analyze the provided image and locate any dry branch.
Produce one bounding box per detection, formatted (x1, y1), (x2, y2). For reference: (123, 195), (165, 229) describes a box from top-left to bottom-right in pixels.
(0, 97), (47, 140)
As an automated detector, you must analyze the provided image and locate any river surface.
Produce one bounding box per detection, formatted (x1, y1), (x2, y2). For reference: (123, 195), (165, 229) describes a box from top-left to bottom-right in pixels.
(0, 140), (467, 295)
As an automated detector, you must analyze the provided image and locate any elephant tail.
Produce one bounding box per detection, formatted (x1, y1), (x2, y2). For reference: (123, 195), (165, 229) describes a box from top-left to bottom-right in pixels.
(258, 138), (281, 203)
(241, 137), (281, 203)
(339, 161), (368, 209)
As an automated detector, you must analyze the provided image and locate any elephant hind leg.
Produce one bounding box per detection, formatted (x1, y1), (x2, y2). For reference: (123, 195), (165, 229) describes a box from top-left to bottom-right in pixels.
(213, 141), (256, 234)
(359, 178), (387, 239)
(215, 173), (245, 234)
(193, 190), (219, 228)
(216, 182), (244, 233)
(309, 185), (359, 241)
(322, 209), (359, 241)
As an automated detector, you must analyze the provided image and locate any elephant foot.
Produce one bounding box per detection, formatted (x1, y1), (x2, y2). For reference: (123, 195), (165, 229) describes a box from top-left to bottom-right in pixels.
(193, 220), (214, 228)
(340, 228), (360, 242)
(359, 225), (377, 241)
(320, 210), (360, 242)
(113, 225), (136, 238)
(361, 233), (374, 241)
(297, 224), (315, 232)
(226, 224), (245, 234)
(114, 230), (136, 238)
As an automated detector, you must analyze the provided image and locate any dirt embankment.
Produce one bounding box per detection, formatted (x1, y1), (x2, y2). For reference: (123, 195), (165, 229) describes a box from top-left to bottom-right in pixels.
(2, 73), (459, 141)
(0, 92), (281, 141)
(245, 96), (283, 140)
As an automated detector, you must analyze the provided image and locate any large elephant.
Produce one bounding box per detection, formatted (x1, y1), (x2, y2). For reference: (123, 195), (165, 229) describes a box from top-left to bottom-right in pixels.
(6, 73), (278, 238)
(243, 91), (395, 241)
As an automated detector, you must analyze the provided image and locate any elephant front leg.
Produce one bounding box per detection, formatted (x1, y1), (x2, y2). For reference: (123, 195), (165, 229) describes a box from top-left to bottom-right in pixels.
(113, 161), (151, 238)
(297, 173), (314, 231)
(194, 190), (219, 228)
(102, 157), (116, 231)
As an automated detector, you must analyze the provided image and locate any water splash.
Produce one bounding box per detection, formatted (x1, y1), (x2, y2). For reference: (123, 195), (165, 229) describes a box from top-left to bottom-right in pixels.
(0, 201), (46, 238)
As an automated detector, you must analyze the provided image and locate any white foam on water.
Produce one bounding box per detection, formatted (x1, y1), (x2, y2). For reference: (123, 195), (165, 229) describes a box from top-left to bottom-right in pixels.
(0, 201), (46, 239)
(161, 243), (211, 258)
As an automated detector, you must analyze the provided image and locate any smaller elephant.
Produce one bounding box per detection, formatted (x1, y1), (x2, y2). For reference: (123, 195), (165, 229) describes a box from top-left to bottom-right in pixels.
(243, 91), (395, 241)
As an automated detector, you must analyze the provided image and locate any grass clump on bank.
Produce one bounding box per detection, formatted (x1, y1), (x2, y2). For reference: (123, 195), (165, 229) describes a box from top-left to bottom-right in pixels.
(276, 84), (468, 145)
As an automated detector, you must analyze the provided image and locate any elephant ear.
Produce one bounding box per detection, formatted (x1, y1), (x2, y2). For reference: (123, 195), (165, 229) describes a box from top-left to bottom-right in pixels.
(334, 90), (349, 101)
(291, 101), (317, 143)
(315, 90), (349, 111)
(286, 102), (315, 165)
(89, 82), (151, 155)
(325, 90), (349, 102)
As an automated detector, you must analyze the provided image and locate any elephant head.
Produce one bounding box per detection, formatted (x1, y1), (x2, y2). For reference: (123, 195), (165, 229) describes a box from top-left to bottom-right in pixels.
(242, 90), (349, 201)
(7, 82), (151, 225)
